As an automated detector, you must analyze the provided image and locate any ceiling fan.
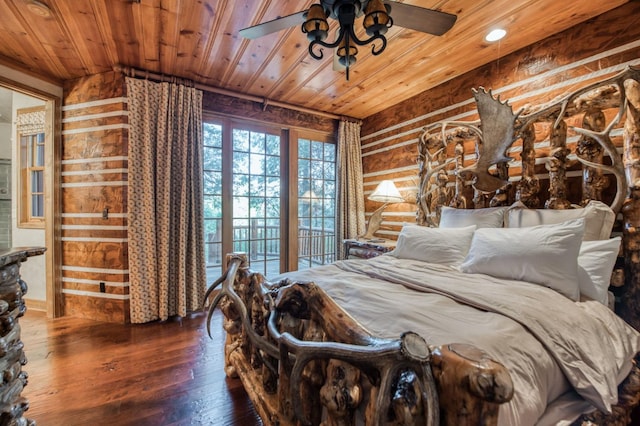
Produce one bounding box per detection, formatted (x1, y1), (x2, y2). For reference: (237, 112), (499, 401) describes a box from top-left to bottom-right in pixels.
(239, 0), (457, 80)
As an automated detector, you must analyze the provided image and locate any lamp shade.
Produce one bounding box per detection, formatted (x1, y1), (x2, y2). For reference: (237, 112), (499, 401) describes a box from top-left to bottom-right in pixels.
(368, 180), (404, 203)
(363, 0), (391, 36)
(302, 4), (329, 42)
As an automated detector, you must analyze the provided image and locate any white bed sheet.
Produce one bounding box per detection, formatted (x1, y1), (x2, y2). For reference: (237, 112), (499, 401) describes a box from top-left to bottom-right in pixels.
(274, 255), (640, 426)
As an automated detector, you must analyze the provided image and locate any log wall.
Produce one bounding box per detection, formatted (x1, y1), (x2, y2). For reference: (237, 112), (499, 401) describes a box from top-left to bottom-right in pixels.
(61, 71), (130, 323)
(360, 2), (640, 240)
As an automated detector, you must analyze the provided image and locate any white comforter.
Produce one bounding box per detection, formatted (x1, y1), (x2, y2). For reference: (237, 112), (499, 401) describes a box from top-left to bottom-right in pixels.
(275, 255), (640, 426)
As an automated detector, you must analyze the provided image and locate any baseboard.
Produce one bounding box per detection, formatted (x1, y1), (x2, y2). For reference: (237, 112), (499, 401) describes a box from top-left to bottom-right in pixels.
(24, 298), (46, 312)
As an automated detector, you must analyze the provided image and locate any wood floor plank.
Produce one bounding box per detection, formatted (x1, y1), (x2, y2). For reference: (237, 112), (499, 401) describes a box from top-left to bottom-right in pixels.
(20, 309), (262, 426)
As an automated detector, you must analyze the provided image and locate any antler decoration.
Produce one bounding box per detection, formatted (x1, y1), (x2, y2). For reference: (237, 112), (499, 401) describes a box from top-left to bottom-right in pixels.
(460, 88), (520, 192)
(417, 129), (453, 226)
(567, 72), (639, 213)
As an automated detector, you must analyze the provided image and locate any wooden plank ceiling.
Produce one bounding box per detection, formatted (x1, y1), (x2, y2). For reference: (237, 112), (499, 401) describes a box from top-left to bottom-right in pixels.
(0, 0), (628, 119)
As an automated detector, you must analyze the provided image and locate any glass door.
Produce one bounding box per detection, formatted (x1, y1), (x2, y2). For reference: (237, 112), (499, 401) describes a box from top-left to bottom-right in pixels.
(297, 137), (336, 269)
(203, 123), (223, 283)
(231, 127), (281, 277)
(203, 119), (335, 283)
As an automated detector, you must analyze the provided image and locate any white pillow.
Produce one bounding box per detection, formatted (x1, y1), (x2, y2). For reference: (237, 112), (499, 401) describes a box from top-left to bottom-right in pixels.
(506, 200), (614, 241)
(390, 224), (476, 265)
(459, 219), (585, 300)
(439, 206), (508, 229)
(578, 237), (621, 305)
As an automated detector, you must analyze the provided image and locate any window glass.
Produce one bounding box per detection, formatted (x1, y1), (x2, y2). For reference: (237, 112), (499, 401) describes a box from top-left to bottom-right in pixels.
(297, 138), (336, 271)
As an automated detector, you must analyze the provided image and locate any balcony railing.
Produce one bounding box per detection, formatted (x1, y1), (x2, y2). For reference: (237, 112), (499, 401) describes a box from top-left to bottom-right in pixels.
(206, 219), (335, 268)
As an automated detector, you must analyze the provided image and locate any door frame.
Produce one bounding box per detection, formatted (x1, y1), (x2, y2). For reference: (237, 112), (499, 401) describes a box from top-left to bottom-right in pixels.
(0, 65), (63, 318)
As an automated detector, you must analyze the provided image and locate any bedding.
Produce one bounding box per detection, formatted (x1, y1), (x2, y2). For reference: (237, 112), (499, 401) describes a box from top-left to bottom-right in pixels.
(505, 200), (616, 241)
(439, 205), (508, 228)
(276, 255), (640, 426)
(577, 237), (621, 306)
(458, 219), (585, 300)
(389, 223), (476, 265)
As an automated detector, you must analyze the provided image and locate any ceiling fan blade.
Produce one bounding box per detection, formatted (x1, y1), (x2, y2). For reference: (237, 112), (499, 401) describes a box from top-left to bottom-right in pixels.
(239, 10), (308, 39)
(384, 1), (457, 36)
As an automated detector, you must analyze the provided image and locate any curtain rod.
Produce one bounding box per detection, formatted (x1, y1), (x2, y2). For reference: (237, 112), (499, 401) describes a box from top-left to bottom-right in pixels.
(114, 65), (343, 121)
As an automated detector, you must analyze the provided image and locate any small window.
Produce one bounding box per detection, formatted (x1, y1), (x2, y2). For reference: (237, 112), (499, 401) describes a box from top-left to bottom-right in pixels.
(16, 106), (46, 228)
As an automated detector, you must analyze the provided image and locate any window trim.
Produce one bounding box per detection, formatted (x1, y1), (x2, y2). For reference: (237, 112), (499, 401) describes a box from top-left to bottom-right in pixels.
(16, 105), (46, 229)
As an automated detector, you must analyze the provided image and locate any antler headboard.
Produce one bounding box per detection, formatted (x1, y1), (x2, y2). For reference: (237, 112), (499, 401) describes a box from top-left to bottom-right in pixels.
(416, 66), (640, 328)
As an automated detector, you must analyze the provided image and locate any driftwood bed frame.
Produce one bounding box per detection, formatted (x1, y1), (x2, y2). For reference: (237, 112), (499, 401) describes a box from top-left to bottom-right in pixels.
(206, 66), (640, 426)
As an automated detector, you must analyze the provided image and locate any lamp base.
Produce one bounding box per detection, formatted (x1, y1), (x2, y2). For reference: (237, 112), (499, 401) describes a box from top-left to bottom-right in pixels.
(359, 203), (388, 240)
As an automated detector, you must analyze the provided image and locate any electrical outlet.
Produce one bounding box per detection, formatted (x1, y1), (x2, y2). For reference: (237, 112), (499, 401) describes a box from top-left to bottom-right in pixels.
(99, 282), (106, 293)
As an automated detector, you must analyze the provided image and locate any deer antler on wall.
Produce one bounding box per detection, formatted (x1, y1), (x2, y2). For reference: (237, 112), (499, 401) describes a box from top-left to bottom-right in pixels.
(460, 88), (521, 193)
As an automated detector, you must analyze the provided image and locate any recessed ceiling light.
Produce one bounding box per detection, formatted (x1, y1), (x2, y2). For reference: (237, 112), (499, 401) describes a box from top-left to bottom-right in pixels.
(485, 28), (507, 42)
(26, 0), (52, 18)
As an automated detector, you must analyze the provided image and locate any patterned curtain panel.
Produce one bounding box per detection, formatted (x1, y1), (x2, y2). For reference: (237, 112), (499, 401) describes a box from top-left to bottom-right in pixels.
(337, 120), (365, 259)
(126, 77), (206, 323)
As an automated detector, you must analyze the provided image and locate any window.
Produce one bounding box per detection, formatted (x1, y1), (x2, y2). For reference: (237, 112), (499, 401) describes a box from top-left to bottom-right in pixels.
(231, 127), (282, 276)
(297, 138), (336, 269)
(203, 118), (336, 283)
(16, 106), (46, 228)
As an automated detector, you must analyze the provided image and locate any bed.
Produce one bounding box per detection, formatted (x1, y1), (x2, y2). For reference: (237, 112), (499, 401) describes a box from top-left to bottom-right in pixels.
(206, 66), (640, 425)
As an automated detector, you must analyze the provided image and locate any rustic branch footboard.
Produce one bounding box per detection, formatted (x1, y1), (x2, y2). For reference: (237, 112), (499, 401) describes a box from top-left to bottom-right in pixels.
(206, 253), (514, 426)
(207, 66), (640, 425)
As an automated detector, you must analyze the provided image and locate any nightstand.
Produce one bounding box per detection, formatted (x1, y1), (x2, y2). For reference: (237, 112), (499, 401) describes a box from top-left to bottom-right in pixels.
(343, 239), (395, 259)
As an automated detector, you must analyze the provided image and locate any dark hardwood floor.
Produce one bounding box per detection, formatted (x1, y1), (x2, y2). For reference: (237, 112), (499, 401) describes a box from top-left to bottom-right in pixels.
(20, 309), (262, 426)
(19, 308), (640, 426)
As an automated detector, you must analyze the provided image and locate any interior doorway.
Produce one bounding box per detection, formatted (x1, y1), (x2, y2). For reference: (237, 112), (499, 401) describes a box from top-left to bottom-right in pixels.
(0, 73), (62, 318)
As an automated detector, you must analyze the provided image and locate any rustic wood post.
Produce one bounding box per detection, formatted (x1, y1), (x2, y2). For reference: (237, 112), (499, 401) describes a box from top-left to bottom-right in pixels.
(431, 343), (513, 426)
(577, 109), (607, 205)
(516, 124), (540, 208)
(451, 139), (467, 209)
(300, 322), (326, 425)
(417, 128), (451, 226)
(319, 359), (362, 426)
(621, 78), (640, 330)
(545, 118), (572, 209)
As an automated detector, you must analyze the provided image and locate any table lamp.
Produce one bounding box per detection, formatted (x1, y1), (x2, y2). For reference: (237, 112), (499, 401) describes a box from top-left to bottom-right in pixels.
(361, 180), (404, 240)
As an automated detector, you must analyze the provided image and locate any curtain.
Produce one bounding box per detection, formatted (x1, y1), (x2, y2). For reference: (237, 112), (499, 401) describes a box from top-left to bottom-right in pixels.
(337, 120), (366, 259)
(126, 77), (206, 323)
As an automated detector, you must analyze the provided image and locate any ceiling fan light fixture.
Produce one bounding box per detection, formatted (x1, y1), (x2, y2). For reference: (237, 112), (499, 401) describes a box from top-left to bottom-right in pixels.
(337, 36), (358, 67)
(240, 0), (457, 82)
(363, 0), (392, 36)
(485, 28), (507, 42)
(302, 4), (330, 42)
